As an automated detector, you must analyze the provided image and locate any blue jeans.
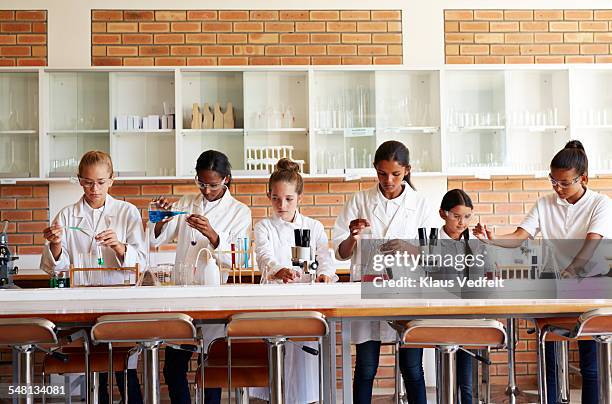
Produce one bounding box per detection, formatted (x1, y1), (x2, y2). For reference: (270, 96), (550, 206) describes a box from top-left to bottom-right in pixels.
(163, 346), (222, 404)
(545, 340), (598, 404)
(457, 349), (473, 404)
(99, 369), (143, 404)
(353, 341), (426, 404)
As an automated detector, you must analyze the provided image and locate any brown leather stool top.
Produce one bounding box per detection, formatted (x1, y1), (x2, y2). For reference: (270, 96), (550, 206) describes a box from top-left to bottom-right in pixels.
(227, 311), (328, 338)
(0, 318), (58, 345)
(91, 313), (196, 343)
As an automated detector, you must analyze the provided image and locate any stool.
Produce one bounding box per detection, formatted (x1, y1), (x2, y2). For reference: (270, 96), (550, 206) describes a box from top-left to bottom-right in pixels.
(534, 317), (588, 404)
(537, 308), (612, 403)
(399, 319), (507, 404)
(226, 311), (328, 404)
(0, 318), (61, 404)
(91, 313), (197, 404)
(195, 339), (269, 404)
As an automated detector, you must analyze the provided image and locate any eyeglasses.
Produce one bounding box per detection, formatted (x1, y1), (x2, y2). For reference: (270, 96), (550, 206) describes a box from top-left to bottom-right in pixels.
(194, 176), (226, 191)
(548, 173), (581, 189)
(444, 211), (472, 222)
(71, 176), (112, 188)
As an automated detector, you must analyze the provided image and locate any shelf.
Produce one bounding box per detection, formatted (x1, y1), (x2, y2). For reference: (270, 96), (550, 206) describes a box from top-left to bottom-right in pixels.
(575, 125), (612, 130)
(182, 129), (243, 135)
(48, 129), (109, 135)
(112, 129), (174, 134)
(448, 126), (505, 132)
(0, 130), (37, 134)
(508, 125), (567, 132)
(245, 128), (307, 133)
(377, 126), (440, 134)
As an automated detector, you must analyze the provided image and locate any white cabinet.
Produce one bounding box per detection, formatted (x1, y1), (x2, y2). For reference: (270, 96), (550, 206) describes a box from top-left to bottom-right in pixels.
(110, 71), (175, 177)
(311, 70), (375, 174)
(0, 71), (39, 178)
(570, 68), (612, 173)
(443, 69), (506, 173)
(3, 65), (612, 181)
(179, 70), (244, 175)
(505, 69), (569, 173)
(244, 70), (309, 174)
(46, 71), (109, 177)
(375, 70), (441, 173)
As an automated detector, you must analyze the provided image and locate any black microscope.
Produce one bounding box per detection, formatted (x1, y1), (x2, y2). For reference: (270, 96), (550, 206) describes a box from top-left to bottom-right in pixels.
(0, 221), (19, 288)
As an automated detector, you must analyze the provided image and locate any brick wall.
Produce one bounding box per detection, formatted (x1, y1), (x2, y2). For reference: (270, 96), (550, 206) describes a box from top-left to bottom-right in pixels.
(91, 9), (402, 66)
(445, 9), (612, 64)
(0, 10), (47, 66)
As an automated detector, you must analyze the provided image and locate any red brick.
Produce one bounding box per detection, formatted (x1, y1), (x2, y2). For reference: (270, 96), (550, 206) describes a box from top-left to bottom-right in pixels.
(495, 203), (524, 214)
(445, 21), (459, 32)
(153, 33), (185, 44)
(279, 33), (309, 44)
(250, 56), (280, 65)
(185, 34), (215, 44)
(300, 206), (330, 217)
(1, 23), (31, 33)
(91, 22), (106, 33)
(311, 56), (342, 64)
(387, 22), (401, 32)
(357, 22), (388, 32)
(155, 57), (186, 66)
(446, 56), (474, 64)
(16, 58), (46, 66)
(187, 57), (217, 66)
(139, 45), (169, 56)
(459, 22), (489, 32)
(372, 33), (402, 44)
(123, 33), (153, 44)
(1, 210), (32, 221)
(340, 11), (370, 21)
(329, 182), (360, 193)
(445, 33), (474, 44)
(139, 23), (170, 33)
(315, 194), (344, 205)
(218, 56), (249, 66)
(280, 11), (310, 21)
(328, 44), (357, 55)
(218, 11), (249, 21)
(107, 46), (138, 56)
(171, 22), (201, 33)
(155, 11), (186, 21)
(233, 45), (265, 56)
(110, 185), (141, 196)
(249, 33), (279, 44)
(358, 45), (387, 55)
(281, 56), (310, 65)
(534, 10), (563, 20)
(371, 11), (401, 21)
(463, 181), (492, 191)
(311, 33), (340, 44)
(504, 10), (534, 21)
(265, 45), (294, 56)
(0, 35), (16, 45)
(32, 22), (46, 33)
(444, 11), (474, 21)
(265, 22), (295, 32)
(171, 45), (201, 56)
(201, 45), (232, 56)
(0, 198), (16, 209)
(15, 10), (46, 21)
(202, 22), (232, 32)
(93, 45), (107, 56)
(549, 21), (578, 32)
(33, 186), (48, 197)
(474, 10), (504, 21)
(342, 33), (371, 44)
(18, 246), (44, 255)
(1, 186), (32, 197)
(234, 22), (264, 32)
(92, 10), (123, 21)
(217, 34), (247, 44)
(92, 34), (121, 44)
(187, 11), (217, 21)
(106, 22), (138, 33)
(309, 11), (339, 21)
(123, 11), (154, 21)
(123, 57), (153, 66)
(0, 11), (14, 21)
(327, 22), (357, 33)
(564, 10), (593, 21)
(296, 22), (326, 32)
(250, 11), (279, 21)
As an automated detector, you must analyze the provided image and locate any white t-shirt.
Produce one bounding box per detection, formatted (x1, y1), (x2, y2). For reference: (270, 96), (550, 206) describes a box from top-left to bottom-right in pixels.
(519, 188), (612, 276)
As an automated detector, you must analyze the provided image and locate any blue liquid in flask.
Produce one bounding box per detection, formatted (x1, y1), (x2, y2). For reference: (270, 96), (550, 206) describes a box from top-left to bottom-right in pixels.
(148, 210), (188, 223)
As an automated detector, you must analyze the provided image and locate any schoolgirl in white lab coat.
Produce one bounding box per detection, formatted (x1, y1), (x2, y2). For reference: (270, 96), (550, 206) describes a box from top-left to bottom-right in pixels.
(474, 140), (612, 404)
(251, 158), (336, 403)
(332, 141), (438, 404)
(150, 150), (251, 404)
(40, 150), (145, 404)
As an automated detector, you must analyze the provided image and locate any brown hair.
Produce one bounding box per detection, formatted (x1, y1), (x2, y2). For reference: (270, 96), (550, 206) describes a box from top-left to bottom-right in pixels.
(268, 158), (303, 195)
(78, 150), (114, 177)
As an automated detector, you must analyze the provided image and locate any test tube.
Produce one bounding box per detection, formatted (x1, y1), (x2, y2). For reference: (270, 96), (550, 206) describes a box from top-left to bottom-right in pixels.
(96, 243), (104, 267)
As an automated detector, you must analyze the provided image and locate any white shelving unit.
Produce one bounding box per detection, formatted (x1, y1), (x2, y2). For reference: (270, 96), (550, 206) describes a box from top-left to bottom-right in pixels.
(0, 71), (39, 178)
(110, 71), (175, 177)
(0, 65), (611, 181)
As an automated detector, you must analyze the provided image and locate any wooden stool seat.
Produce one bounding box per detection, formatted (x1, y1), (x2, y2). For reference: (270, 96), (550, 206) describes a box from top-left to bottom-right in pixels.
(0, 318), (58, 345)
(92, 313), (196, 343)
(227, 311), (328, 338)
(401, 319), (507, 347)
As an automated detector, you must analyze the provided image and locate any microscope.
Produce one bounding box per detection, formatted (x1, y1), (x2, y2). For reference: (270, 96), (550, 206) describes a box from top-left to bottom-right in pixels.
(418, 227), (439, 267)
(0, 221), (19, 288)
(291, 229), (318, 283)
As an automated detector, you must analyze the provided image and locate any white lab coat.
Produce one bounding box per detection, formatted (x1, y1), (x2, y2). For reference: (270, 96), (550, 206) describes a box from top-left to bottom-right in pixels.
(40, 194), (146, 369)
(251, 212), (335, 403)
(40, 194), (147, 285)
(332, 184), (439, 343)
(255, 212), (337, 283)
(149, 190), (251, 348)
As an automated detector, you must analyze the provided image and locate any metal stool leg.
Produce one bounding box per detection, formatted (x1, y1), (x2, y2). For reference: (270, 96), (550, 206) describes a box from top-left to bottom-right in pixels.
(555, 341), (570, 403)
(596, 336), (612, 404)
(16, 344), (35, 404)
(537, 327), (549, 404)
(267, 337), (286, 404)
(436, 345), (458, 404)
(143, 342), (161, 404)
